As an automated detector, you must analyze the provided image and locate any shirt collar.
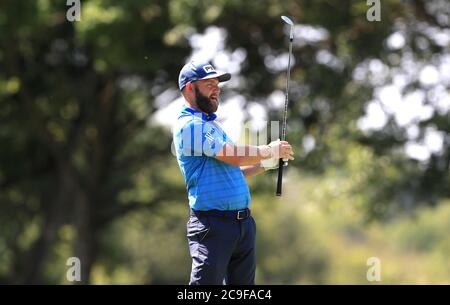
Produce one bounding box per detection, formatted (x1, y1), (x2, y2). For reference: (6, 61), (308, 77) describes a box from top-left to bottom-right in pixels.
(180, 105), (217, 121)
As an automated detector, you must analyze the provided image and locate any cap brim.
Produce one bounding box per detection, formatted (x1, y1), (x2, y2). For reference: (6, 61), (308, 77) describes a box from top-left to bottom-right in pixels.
(200, 72), (231, 83)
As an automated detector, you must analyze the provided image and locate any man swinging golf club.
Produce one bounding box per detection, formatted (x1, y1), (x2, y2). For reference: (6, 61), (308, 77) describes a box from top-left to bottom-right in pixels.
(172, 57), (294, 284)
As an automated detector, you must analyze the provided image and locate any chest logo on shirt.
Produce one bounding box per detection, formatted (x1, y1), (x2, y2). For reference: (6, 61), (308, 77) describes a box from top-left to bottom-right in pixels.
(205, 132), (215, 143)
(205, 127), (216, 143)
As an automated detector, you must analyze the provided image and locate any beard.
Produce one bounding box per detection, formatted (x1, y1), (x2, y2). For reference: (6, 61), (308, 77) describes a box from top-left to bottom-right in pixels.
(193, 84), (218, 115)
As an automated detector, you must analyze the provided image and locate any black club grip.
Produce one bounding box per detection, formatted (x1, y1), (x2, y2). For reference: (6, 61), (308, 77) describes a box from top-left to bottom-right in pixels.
(276, 158), (284, 196)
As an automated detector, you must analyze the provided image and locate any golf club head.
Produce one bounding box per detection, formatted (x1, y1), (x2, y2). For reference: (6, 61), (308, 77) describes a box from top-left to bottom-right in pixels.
(281, 16), (294, 40)
(281, 15), (294, 26)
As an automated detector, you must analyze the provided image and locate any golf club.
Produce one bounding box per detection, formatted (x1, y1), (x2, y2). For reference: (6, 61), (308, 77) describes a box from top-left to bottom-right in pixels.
(276, 15), (294, 197)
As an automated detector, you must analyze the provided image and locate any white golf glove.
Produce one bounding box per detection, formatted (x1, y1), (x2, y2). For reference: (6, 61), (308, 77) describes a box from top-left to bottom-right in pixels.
(261, 157), (279, 171)
(260, 139), (289, 171)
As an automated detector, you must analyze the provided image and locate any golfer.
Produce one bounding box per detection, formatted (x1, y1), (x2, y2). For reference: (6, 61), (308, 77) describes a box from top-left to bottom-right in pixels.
(173, 60), (294, 285)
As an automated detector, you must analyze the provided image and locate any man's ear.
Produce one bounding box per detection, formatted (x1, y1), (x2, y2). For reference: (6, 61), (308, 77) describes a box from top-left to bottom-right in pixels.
(187, 82), (196, 93)
(182, 82), (194, 100)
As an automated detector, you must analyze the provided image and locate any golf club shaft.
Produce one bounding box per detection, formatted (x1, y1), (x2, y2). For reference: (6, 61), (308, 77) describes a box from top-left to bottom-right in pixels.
(282, 35), (293, 145)
(276, 29), (293, 196)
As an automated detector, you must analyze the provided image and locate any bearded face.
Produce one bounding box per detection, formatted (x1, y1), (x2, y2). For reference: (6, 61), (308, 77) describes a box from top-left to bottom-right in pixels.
(192, 82), (219, 115)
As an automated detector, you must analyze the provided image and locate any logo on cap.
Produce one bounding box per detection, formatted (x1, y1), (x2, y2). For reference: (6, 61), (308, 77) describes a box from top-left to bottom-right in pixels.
(203, 65), (215, 74)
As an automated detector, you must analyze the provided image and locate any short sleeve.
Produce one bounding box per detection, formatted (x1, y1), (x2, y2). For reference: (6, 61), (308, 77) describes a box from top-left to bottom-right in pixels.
(179, 120), (226, 157)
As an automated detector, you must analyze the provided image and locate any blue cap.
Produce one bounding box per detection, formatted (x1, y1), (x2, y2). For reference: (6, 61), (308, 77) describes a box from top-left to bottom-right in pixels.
(178, 60), (231, 91)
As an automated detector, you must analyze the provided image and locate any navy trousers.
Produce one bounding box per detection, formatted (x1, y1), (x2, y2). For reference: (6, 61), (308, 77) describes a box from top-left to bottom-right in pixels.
(187, 209), (256, 285)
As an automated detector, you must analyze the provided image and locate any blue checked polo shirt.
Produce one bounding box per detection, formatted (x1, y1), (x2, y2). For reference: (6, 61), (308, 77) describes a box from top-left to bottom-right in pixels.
(173, 105), (251, 211)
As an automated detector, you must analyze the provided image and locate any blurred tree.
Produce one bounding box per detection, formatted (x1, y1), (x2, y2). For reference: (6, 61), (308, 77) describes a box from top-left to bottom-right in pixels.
(0, 0), (187, 284)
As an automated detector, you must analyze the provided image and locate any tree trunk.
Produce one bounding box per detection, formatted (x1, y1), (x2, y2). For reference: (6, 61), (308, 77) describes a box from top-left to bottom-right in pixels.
(73, 191), (99, 284)
(22, 162), (76, 284)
